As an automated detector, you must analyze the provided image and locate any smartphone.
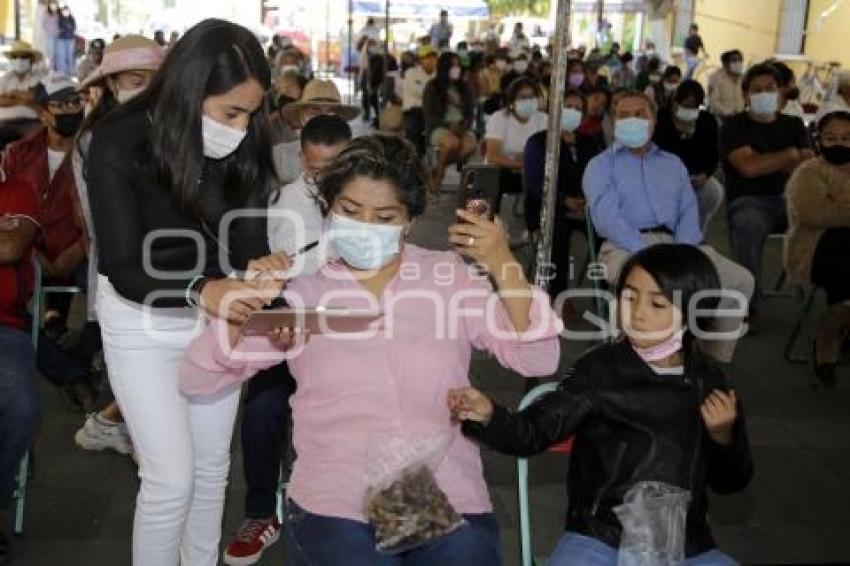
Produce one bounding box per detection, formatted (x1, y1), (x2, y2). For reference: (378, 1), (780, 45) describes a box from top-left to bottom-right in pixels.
(457, 165), (501, 222)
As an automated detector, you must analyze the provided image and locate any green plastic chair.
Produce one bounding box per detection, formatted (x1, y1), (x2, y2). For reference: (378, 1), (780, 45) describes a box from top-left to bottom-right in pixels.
(516, 382), (575, 566)
(13, 260), (83, 534)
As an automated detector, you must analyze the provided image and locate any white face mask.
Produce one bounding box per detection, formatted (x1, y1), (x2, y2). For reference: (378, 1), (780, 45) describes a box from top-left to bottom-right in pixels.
(116, 86), (144, 104)
(513, 60), (528, 73)
(449, 66), (462, 81)
(675, 106), (700, 123)
(10, 58), (31, 74)
(663, 81), (679, 93)
(729, 61), (743, 75)
(202, 115), (247, 160)
(495, 59), (507, 71)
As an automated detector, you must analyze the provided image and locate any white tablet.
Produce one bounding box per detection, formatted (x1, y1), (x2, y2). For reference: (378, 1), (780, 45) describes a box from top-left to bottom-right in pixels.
(243, 307), (383, 335)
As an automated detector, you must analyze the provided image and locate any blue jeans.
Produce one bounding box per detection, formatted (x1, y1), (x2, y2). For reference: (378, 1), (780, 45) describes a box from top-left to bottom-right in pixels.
(685, 53), (700, 80)
(54, 38), (75, 75)
(727, 194), (787, 305)
(283, 499), (502, 566)
(549, 532), (738, 565)
(241, 362), (294, 518)
(0, 324), (40, 501)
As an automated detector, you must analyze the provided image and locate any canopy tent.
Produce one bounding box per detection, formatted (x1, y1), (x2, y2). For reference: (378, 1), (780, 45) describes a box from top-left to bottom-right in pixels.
(351, 0), (489, 19)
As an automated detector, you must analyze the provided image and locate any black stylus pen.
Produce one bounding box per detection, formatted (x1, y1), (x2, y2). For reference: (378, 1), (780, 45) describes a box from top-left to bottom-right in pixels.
(290, 240), (320, 257)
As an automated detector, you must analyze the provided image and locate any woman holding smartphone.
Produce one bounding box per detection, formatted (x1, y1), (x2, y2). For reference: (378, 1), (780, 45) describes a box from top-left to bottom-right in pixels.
(181, 135), (564, 565)
(86, 19), (286, 565)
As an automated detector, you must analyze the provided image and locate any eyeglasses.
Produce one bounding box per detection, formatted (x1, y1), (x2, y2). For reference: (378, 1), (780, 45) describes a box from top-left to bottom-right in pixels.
(47, 98), (83, 112)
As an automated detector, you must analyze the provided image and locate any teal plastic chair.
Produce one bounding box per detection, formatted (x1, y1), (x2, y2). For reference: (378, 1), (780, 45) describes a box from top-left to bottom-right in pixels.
(517, 382), (575, 566)
(13, 260), (83, 534)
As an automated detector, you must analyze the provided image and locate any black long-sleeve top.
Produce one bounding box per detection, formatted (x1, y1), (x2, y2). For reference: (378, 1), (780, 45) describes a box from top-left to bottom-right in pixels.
(86, 108), (270, 308)
(652, 107), (720, 177)
(463, 339), (753, 557)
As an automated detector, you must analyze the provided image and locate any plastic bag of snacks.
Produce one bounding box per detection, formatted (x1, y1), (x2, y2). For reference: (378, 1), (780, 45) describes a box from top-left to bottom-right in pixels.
(363, 430), (465, 554)
(613, 481), (691, 566)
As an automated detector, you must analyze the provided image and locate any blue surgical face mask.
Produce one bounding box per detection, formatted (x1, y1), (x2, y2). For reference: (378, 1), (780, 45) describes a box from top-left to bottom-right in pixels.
(328, 212), (403, 270)
(515, 98), (538, 120)
(749, 91), (779, 116)
(560, 108), (583, 132)
(615, 117), (651, 148)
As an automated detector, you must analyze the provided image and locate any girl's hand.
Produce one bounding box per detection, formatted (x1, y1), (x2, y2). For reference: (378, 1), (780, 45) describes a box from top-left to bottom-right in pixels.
(447, 387), (494, 425)
(448, 209), (515, 276)
(200, 278), (267, 325)
(701, 389), (738, 446)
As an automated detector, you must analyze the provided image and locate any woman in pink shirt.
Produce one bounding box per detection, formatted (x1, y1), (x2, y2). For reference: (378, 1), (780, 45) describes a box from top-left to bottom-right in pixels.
(182, 135), (563, 565)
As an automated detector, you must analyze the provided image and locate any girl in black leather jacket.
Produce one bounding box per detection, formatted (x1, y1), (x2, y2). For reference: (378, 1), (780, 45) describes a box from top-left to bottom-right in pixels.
(450, 243), (753, 565)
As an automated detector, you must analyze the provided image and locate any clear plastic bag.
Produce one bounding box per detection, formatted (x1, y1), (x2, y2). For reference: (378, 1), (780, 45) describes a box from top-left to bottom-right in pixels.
(613, 481), (691, 566)
(363, 430), (466, 554)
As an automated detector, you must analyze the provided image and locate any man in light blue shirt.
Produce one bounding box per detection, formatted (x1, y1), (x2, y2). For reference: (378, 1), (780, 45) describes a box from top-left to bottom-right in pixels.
(429, 10), (453, 47)
(583, 91), (754, 363)
(584, 132), (703, 254)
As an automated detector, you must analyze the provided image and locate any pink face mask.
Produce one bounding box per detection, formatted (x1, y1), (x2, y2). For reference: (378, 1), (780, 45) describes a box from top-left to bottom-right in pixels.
(632, 328), (686, 363)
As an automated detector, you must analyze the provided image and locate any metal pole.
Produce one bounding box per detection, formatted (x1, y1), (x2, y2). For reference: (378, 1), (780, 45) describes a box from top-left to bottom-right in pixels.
(384, 0), (390, 56)
(533, 0), (571, 292)
(348, 0), (353, 105)
(14, 0), (21, 41)
(325, 0), (330, 76)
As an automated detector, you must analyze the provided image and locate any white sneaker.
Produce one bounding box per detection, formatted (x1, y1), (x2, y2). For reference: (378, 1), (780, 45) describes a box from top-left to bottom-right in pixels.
(74, 413), (133, 455)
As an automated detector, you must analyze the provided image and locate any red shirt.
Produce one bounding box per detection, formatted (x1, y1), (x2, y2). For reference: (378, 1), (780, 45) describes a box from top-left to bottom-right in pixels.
(0, 178), (39, 331)
(4, 126), (82, 262)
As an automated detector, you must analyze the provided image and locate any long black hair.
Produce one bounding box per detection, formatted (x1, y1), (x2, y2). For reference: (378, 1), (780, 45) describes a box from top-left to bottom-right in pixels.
(114, 19), (274, 219)
(77, 86), (118, 177)
(616, 243), (722, 353)
(429, 51), (470, 121)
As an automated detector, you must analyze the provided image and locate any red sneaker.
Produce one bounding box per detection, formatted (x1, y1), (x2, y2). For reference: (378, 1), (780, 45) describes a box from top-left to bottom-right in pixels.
(223, 517), (281, 565)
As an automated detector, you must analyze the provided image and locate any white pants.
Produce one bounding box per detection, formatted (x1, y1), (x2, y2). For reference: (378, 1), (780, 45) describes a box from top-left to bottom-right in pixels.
(599, 236), (755, 364)
(96, 276), (240, 566)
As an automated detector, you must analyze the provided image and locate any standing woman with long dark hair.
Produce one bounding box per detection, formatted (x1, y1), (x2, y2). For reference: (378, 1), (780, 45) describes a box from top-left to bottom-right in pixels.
(86, 20), (285, 565)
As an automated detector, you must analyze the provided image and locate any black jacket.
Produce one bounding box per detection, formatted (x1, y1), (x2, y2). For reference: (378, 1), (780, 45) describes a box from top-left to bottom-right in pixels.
(463, 339), (753, 557)
(87, 108), (270, 308)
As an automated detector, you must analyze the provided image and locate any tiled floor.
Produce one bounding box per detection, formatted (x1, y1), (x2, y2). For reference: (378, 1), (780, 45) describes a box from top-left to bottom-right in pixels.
(11, 173), (850, 565)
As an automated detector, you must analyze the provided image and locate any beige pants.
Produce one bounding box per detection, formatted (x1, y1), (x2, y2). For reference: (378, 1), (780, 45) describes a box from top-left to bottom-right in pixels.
(599, 234), (755, 363)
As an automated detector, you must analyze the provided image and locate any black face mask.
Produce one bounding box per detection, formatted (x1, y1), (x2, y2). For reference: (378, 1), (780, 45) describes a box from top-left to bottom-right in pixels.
(53, 110), (84, 138)
(821, 144), (850, 166)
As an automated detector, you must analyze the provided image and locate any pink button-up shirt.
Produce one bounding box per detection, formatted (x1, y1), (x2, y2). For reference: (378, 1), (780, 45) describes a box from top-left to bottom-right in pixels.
(181, 244), (563, 522)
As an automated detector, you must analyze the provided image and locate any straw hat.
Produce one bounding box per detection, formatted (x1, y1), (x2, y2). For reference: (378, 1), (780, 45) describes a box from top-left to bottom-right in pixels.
(3, 41), (43, 62)
(80, 35), (164, 87)
(281, 79), (360, 123)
